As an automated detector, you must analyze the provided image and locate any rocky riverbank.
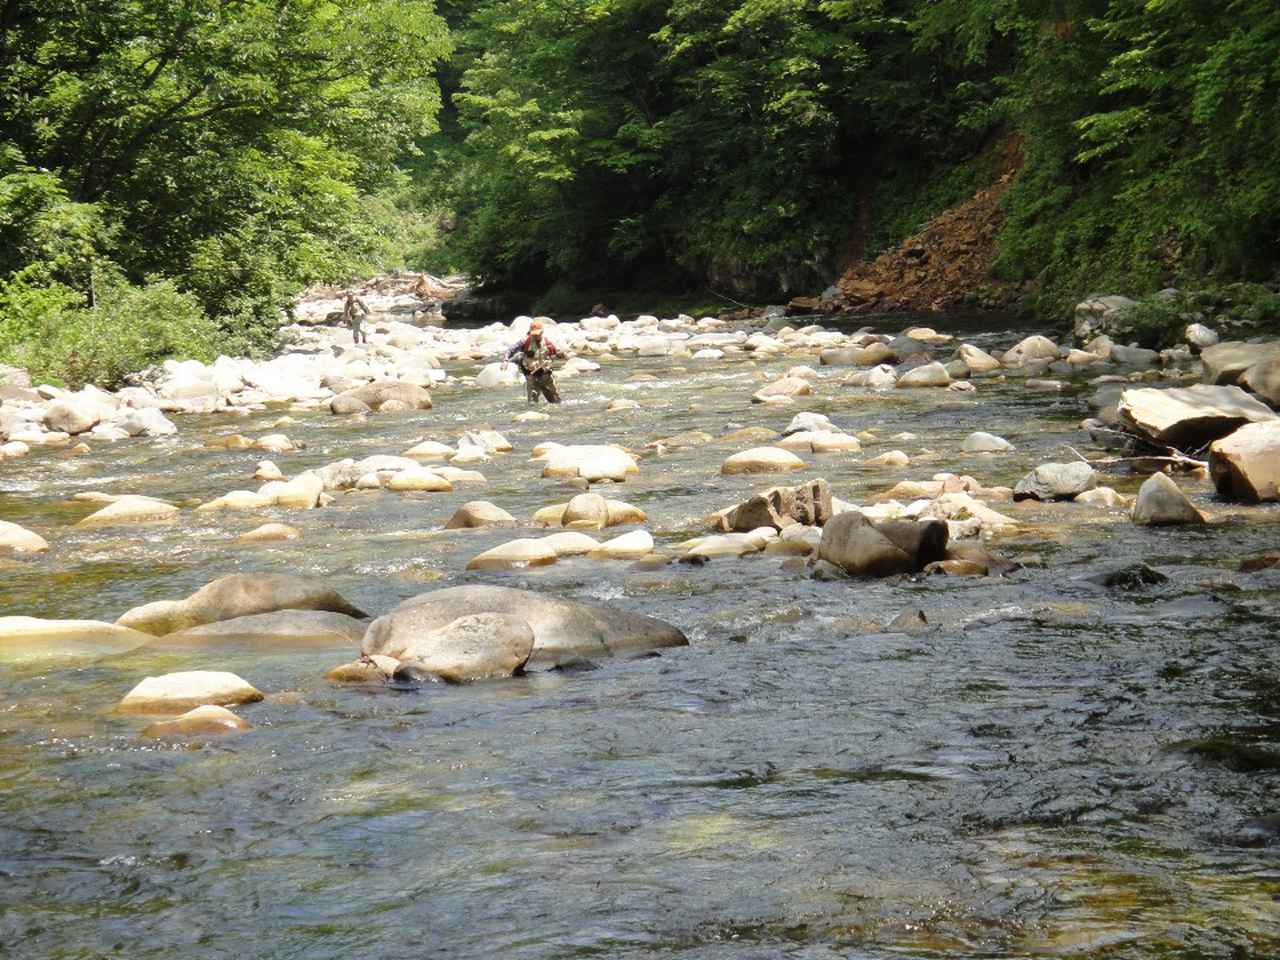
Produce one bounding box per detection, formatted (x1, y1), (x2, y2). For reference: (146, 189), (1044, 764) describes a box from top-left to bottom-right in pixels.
(4, 290), (1280, 957)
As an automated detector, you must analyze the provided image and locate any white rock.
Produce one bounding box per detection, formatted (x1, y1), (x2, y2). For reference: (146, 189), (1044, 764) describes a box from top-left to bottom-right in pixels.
(77, 495), (179, 527)
(589, 529), (655, 559)
(118, 670), (264, 714)
(721, 447), (806, 475)
(963, 431), (1015, 453)
(0, 520), (49, 552)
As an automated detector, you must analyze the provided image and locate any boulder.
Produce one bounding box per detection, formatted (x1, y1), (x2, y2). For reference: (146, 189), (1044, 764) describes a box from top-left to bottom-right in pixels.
(117, 573), (367, 637)
(1074, 487), (1130, 508)
(714, 478), (832, 532)
(466, 538), (559, 571)
(403, 439), (455, 460)
(42, 398), (100, 435)
(116, 408), (177, 437)
(253, 433), (296, 454)
(784, 412), (834, 435)
(258, 470), (324, 508)
(962, 431), (1015, 453)
(385, 467), (453, 492)
(1239, 358), (1280, 407)
(77, 495), (179, 527)
(159, 610), (367, 648)
(362, 585), (687, 669)
(0, 520), (49, 553)
(1201, 342), (1280, 386)
(1209, 421), (1280, 502)
(589, 530), (655, 559)
(445, 501), (516, 529)
(195, 490), (274, 512)
(254, 461), (285, 482)
(818, 511), (948, 577)
(562, 492), (610, 529)
(1110, 344), (1158, 368)
(1132, 471), (1205, 525)
(863, 450), (909, 468)
(895, 362), (951, 389)
(718, 427), (781, 445)
(330, 380), (431, 414)
(1002, 335), (1059, 367)
(540, 445), (639, 482)
(605, 499), (647, 526)
(1184, 323), (1219, 351)
(118, 670), (264, 714)
(1013, 462), (1097, 502)
(1118, 384), (1277, 450)
(383, 613), (534, 682)
(751, 377), (812, 403)
(958, 343), (1001, 374)
(141, 704), (252, 737)
(475, 361), (523, 388)
(1073, 295), (1139, 340)
(721, 447), (806, 475)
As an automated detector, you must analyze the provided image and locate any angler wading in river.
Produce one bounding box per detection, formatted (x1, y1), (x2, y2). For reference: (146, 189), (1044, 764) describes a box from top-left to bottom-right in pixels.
(505, 319), (562, 404)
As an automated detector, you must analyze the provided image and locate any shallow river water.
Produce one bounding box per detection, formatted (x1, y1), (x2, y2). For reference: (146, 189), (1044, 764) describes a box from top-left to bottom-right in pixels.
(1, 317), (1278, 959)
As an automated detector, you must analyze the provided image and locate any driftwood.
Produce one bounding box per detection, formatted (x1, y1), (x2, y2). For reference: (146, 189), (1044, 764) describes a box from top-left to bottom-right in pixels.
(1065, 434), (1208, 474)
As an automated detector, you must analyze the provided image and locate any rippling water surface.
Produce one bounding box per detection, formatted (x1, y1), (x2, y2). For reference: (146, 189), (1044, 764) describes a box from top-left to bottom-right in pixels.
(1, 316), (1278, 958)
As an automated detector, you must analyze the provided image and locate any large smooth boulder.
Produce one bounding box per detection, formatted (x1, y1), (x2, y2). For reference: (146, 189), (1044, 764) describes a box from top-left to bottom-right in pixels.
(963, 431), (1015, 453)
(1118, 384), (1277, 450)
(714, 478), (832, 532)
(0, 617), (152, 661)
(385, 467), (453, 492)
(42, 398), (100, 435)
(77, 495), (179, 527)
(118, 670), (264, 714)
(1131, 472), (1204, 525)
(818, 511), (948, 577)
(1210, 421), (1280, 502)
(330, 380), (432, 414)
(117, 574), (367, 637)
(258, 470), (324, 508)
(383, 613), (534, 682)
(117, 408), (177, 437)
(362, 585), (688, 669)
(589, 530), (654, 559)
(1002, 335), (1059, 367)
(721, 447), (806, 475)
(0, 520), (49, 552)
(1239, 358), (1280, 407)
(1201, 342), (1280, 387)
(958, 343), (1001, 374)
(895, 362), (951, 389)
(1013, 462), (1097, 502)
(445, 501), (516, 529)
(562, 492), (610, 529)
(158, 610), (367, 648)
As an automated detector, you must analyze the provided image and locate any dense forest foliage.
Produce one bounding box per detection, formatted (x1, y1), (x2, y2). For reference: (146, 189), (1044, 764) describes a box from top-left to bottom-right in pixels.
(2, 0), (1278, 384)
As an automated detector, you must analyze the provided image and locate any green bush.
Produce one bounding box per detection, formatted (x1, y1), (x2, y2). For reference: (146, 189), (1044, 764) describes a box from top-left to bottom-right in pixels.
(10, 274), (219, 389)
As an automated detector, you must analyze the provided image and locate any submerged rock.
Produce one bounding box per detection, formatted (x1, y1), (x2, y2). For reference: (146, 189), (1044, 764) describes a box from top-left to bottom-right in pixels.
(119, 670), (264, 714)
(236, 523), (301, 543)
(1131, 472), (1205, 525)
(77, 495), (179, 527)
(326, 655), (400, 683)
(466, 538), (559, 571)
(141, 704), (252, 737)
(158, 610), (367, 648)
(0, 617), (152, 660)
(362, 585), (688, 669)
(117, 573), (367, 637)
(962, 431), (1015, 453)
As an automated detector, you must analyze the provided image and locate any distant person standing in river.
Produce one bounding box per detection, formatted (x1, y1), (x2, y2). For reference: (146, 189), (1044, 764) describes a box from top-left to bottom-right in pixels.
(505, 319), (562, 404)
(343, 290), (370, 344)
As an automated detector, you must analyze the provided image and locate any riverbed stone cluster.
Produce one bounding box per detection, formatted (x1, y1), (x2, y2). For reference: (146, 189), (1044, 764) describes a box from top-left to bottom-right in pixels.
(6, 284), (1280, 737)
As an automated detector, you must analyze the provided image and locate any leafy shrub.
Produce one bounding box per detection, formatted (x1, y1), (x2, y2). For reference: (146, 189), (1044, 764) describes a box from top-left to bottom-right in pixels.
(11, 274), (219, 389)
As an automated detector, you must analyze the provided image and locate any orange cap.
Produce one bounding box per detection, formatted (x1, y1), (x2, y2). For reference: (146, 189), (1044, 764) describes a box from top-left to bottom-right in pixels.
(530, 319), (544, 333)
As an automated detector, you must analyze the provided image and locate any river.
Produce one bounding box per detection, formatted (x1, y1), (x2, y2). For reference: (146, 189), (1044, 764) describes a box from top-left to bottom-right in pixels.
(1, 314), (1277, 958)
